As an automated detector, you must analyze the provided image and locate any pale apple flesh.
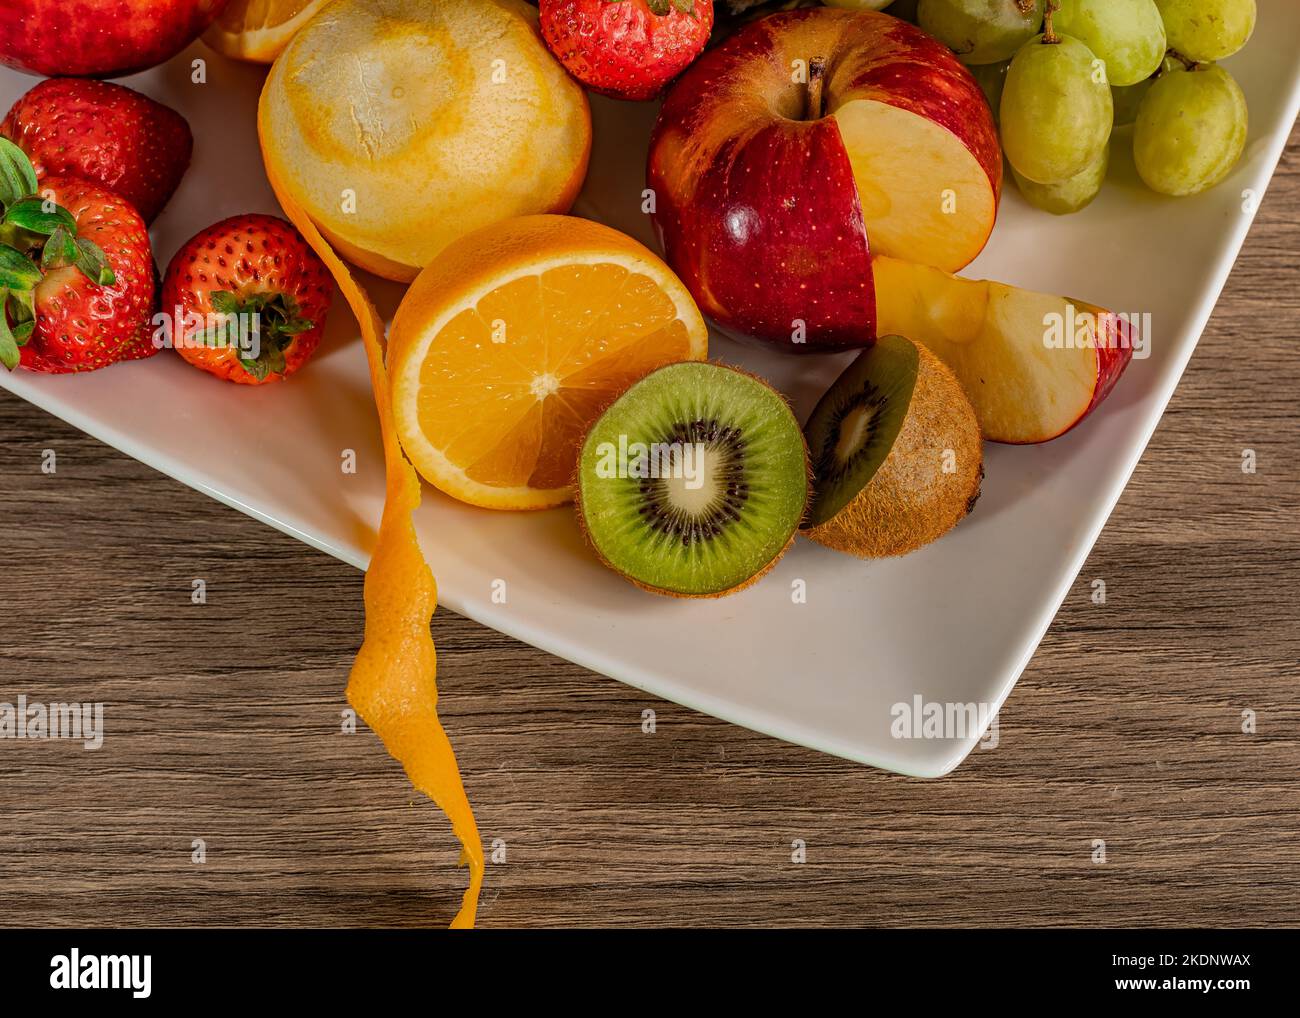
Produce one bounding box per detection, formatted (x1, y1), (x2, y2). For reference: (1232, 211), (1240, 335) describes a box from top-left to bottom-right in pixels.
(873, 256), (1134, 444)
(835, 99), (998, 273)
(827, 14), (1002, 272)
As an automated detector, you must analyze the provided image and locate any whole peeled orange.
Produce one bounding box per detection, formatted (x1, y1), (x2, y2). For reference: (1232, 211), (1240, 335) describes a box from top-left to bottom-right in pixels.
(258, 0), (592, 282)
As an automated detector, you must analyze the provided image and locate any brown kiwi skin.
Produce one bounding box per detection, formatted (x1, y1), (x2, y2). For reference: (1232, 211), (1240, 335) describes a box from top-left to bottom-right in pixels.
(804, 340), (983, 559)
(572, 361), (812, 598)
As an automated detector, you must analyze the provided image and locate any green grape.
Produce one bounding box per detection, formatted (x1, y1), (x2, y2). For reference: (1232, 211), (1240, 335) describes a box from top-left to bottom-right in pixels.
(1134, 64), (1248, 196)
(1013, 146), (1108, 214)
(917, 0), (1045, 65)
(1054, 0), (1166, 86)
(1112, 78), (1154, 127)
(970, 60), (1010, 122)
(1001, 33), (1114, 183)
(1155, 0), (1256, 63)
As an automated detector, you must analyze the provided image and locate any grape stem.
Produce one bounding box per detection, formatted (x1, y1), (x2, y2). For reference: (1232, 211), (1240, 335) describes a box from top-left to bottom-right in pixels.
(1042, 0), (1059, 45)
(1166, 48), (1198, 71)
(805, 56), (827, 120)
(1014, 0), (1035, 14)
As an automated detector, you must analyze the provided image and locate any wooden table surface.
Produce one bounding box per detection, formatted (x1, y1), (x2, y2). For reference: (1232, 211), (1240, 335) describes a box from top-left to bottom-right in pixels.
(2, 130), (1297, 930)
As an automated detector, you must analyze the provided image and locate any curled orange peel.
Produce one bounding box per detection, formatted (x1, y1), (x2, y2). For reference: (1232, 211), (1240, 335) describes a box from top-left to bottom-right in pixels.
(258, 97), (484, 930)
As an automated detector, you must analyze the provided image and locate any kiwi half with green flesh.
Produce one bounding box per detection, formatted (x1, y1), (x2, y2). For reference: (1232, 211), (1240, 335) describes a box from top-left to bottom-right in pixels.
(576, 362), (810, 597)
(803, 335), (983, 558)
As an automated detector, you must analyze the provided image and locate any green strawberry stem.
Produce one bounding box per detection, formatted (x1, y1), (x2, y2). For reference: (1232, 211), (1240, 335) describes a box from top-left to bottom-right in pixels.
(3, 196), (76, 238)
(0, 140), (118, 371)
(205, 290), (314, 381)
(0, 289), (20, 371)
(0, 139), (38, 207)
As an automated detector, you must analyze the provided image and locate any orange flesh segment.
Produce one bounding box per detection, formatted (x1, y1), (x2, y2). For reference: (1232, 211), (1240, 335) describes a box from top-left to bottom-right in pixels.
(415, 263), (692, 493)
(259, 116), (483, 928)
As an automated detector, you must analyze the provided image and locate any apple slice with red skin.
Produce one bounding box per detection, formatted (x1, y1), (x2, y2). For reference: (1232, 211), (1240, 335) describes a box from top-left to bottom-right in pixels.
(648, 6), (1001, 352)
(872, 256), (1135, 444)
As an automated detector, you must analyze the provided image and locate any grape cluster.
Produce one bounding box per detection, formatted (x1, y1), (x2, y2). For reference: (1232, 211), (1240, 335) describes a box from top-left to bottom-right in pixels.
(905, 0), (1256, 212)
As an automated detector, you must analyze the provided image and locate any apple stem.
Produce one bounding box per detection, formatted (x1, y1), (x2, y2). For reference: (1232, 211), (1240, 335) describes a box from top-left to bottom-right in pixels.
(1043, 0), (1060, 44)
(805, 57), (827, 120)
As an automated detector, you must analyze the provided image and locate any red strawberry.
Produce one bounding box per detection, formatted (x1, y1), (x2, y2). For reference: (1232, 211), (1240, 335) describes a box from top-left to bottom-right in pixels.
(161, 214), (333, 386)
(540, 0), (715, 102)
(115, 258), (165, 364)
(1, 78), (192, 224)
(0, 142), (156, 373)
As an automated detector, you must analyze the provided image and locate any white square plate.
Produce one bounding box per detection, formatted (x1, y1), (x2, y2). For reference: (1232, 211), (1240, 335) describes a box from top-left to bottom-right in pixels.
(3, 4), (1298, 776)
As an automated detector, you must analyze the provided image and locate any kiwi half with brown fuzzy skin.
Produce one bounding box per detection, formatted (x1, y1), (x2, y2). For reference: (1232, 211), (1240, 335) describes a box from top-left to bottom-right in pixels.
(802, 335), (983, 558)
(575, 362), (810, 597)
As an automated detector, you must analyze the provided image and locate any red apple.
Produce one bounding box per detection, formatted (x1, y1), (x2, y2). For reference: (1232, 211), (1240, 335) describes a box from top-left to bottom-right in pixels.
(647, 6), (1001, 351)
(872, 256), (1136, 443)
(0, 0), (230, 78)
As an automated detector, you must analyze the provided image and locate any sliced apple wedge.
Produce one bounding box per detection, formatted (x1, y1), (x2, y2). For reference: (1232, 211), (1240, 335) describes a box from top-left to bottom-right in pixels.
(872, 256), (1135, 444)
(836, 98), (998, 274)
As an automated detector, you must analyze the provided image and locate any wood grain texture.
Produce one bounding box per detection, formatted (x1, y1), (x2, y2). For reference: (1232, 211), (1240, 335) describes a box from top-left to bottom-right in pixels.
(1, 132), (1297, 931)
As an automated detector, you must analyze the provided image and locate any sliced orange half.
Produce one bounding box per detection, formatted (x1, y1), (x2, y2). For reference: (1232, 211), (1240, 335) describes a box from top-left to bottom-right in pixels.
(203, 0), (331, 63)
(389, 215), (710, 510)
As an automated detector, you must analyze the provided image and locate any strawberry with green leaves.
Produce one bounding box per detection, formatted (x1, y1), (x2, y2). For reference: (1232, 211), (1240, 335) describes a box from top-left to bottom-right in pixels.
(0, 138), (155, 373)
(540, 0), (715, 102)
(161, 214), (332, 385)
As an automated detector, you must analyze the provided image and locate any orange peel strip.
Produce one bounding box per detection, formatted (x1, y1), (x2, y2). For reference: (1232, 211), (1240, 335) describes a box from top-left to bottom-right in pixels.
(258, 101), (484, 929)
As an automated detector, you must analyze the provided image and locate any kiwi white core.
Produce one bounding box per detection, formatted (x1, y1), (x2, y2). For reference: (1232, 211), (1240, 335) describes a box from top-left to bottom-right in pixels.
(660, 448), (723, 517)
(832, 405), (874, 466)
